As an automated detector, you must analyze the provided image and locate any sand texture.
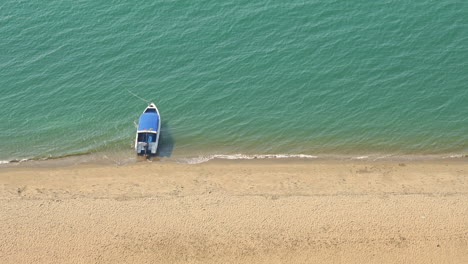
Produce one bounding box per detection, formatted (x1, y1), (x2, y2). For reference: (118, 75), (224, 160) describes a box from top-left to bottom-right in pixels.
(0, 159), (467, 263)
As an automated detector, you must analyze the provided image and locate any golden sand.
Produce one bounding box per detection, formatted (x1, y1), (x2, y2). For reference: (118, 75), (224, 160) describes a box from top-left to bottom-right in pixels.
(0, 159), (467, 263)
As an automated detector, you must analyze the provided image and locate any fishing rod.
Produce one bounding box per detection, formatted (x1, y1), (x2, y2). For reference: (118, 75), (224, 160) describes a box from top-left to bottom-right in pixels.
(127, 89), (152, 104)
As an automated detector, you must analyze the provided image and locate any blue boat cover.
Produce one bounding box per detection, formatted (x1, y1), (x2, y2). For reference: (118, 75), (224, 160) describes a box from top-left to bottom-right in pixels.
(137, 112), (159, 132)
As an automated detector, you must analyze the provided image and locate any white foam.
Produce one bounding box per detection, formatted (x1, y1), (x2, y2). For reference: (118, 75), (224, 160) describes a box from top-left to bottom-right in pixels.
(179, 154), (318, 164)
(371, 155), (393, 161)
(352, 156), (369, 160)
(182, 156), (214, 164)
(443, 154), (467, 159)
(0, 158), (32, 164)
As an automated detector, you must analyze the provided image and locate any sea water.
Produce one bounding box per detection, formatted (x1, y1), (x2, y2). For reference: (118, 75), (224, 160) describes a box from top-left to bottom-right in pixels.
(1, 0), (467, 163)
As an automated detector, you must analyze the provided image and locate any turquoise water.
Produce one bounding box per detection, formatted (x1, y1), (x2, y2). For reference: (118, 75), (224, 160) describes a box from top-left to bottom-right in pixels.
(1, 0), (467, 162)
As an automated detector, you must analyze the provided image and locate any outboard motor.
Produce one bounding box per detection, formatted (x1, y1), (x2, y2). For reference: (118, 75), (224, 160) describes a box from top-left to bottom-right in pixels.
(137, 142), (148, 155)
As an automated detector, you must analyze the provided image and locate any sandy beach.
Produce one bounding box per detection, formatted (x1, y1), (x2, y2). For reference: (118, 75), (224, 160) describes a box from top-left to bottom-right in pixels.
(0, 159), (467, 263)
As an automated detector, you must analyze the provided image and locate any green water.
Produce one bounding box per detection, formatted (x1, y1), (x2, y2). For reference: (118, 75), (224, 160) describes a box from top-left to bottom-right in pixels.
(1, 0), (467, 162)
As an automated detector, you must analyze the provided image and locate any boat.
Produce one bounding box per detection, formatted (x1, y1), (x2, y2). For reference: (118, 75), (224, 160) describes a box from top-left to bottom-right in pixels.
(135, 103), (161, 155)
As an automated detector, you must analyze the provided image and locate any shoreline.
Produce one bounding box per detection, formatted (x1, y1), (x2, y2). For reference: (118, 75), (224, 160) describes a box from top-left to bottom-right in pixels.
(1, 159), (467, 263)
(1, 150), (467, 169)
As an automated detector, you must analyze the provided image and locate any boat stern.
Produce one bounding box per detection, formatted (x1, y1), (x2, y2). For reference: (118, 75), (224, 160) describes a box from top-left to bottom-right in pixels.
(135, 131), (159, 155)
(136, 141), (158, 155)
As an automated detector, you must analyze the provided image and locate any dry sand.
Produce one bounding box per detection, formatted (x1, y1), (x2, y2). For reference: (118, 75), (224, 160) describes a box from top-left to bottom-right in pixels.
(0, 159), (467, 263)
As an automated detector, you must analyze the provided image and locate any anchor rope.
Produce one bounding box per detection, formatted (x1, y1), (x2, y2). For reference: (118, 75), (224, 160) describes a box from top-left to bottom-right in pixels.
(127, 90), (152, 104)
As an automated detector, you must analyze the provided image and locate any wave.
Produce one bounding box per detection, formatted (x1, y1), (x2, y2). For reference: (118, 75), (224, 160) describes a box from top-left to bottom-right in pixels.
(1, 151), (466, 167)
(177, 154), (319, 164)
(442, 154), (468, 159)
(0, 152), (94, 166)
(175, 152), (468, 164)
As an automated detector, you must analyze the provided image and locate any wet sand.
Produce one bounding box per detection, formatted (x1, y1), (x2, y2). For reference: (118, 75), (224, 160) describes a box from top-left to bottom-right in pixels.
(0, 159), (467, 263)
